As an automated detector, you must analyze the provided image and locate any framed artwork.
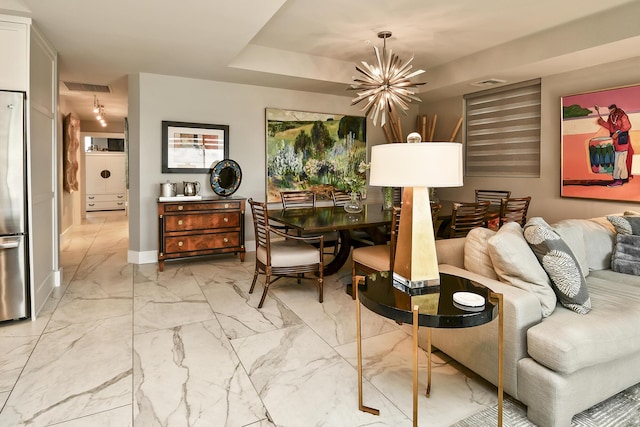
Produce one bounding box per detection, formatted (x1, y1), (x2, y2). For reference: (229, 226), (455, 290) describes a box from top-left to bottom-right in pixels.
(561, 84), (639, 202)
(162, 121), (229, 173)
(265, 108), (367, 203)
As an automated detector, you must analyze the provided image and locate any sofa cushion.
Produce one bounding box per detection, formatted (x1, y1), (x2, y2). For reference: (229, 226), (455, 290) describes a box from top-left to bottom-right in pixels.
(607, 214), (640, 235)
(464, 227), (498, 280)
(552, 219), (589, 277)
(524, 217), (591, 315)
(610, 234), (640, 275)
(580, 217), (616, 271)
(487, 222), (557, 317)
(527, 272), (640, 374)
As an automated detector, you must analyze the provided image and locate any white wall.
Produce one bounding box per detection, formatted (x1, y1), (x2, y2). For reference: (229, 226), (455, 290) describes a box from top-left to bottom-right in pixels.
(128, 73), (404, 262)
(422, 56), (640, 224)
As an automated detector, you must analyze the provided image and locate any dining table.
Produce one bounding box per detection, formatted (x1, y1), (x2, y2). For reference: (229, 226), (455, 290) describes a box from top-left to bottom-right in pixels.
(268, 203), (393, 275)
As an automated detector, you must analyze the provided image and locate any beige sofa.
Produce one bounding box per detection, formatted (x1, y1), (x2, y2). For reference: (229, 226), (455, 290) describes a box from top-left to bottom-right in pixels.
(428, 216), (640, 427)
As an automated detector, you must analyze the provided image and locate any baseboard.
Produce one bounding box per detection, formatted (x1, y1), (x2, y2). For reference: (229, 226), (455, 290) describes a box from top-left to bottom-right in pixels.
(128, 250), (158, 265)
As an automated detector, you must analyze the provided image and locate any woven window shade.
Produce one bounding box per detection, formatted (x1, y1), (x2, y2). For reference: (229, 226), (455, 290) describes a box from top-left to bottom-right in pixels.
(464, 79), (541, 177)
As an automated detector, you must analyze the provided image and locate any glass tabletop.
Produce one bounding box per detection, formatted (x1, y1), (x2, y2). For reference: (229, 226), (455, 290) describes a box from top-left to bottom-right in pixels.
(356, 271), (498, 328)
(268, 203), (392, 233)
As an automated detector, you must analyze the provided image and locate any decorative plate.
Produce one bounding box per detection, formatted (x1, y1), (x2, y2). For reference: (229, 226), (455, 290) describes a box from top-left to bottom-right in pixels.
(210, 159), (242, 196)
(452, 291), (485, 307)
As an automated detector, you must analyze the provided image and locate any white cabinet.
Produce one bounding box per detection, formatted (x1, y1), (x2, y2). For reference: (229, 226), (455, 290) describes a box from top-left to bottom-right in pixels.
(0, 18), (29, 90)
(85, 153), (126, 211)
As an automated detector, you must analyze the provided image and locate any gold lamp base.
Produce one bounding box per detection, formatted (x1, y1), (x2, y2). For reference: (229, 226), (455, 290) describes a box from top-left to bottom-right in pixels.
(393, 186), (440, 291)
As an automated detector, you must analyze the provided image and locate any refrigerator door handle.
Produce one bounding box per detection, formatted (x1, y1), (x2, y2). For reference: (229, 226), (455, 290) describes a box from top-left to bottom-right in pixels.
(0, 237), (20, 249)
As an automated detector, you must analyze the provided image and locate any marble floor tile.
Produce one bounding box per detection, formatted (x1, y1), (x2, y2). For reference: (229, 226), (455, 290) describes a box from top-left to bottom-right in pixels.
(134, 319), (266, 427)
(232, 324), (412, 427)
(134, 266), (215, 335)
(0, 317), (50, 392)
(0, 314), (132, 426)
(53, 405), (132, 427)
(270, 275), (400, 347)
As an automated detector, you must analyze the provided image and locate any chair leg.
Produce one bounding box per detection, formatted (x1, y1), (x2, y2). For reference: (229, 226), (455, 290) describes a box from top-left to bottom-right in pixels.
(318, 275), (323, 303)
(258, 272), (270, 308)
(249, 266), (259, 294)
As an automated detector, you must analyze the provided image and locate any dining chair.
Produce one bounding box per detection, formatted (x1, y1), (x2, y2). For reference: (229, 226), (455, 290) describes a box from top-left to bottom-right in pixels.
(281, 190), (316, 209)
(331, 189), (352, 207)
(392, 187), (403, 207)
(498, 196), (531, 228)
(449, 201), (490, 238)
(475, 189), (510, 227)
(431, 202), (441, 228)
(351, 206), (402, 298)
(248, 198), (324, 309)
(475, 189), (511, 207)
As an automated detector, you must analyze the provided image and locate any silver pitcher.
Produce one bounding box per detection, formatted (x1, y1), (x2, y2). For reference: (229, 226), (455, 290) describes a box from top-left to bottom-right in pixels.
(183, 181), (200, 196)
(160, 181), (177, 197)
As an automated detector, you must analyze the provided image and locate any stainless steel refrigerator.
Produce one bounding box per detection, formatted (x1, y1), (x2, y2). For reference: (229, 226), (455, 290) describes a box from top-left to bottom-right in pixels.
(0, 90), (29, 321)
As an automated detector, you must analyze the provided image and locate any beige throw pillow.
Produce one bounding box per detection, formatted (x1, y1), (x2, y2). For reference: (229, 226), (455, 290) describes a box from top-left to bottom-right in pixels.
(464, 228), (498, 279)
(488, 222), (557, 317)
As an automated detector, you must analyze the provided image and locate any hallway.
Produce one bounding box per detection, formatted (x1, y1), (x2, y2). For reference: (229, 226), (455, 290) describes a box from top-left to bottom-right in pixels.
(0, 211), (497, 426)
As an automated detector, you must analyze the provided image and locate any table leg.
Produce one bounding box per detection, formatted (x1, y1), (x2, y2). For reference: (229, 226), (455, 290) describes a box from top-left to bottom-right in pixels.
(324, 230), (351, 276)
(355, 275), (379, 416)
(426, 328), (432, 397)
(490, 291), (504, 427)
(413, 305), (419, 427)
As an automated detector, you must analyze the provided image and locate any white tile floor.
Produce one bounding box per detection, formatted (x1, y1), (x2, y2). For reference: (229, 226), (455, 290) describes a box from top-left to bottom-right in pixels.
(0, 210), (498, 426)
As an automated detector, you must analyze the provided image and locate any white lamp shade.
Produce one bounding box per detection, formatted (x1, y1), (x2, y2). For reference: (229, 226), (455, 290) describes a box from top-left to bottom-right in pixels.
(369, 142), (463, 188)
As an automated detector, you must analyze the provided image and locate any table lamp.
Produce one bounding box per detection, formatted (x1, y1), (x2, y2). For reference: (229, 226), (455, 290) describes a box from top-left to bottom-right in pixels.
(369, 139), (463, 293)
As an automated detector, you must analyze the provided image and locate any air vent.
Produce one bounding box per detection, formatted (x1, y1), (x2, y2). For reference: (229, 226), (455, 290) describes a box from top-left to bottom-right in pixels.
(470, 78), (506, 87)
(63, 82), (111, 93)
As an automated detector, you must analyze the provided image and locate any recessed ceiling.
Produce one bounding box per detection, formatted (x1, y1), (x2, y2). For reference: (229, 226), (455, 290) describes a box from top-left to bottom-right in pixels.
(4, 0), (640, 126)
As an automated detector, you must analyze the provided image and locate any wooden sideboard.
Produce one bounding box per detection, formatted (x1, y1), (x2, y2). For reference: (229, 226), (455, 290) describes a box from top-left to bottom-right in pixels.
(157, 197), (246, 271)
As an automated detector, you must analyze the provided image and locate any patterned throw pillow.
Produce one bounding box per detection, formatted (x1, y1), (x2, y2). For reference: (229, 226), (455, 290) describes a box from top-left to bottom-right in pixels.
(523, 217), (591, 315)
(607, 215), (640, 236)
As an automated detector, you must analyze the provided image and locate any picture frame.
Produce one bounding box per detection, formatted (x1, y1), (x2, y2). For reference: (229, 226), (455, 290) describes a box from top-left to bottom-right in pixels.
(561, 84), (639, 202)
(162, 121), (229, 173)
(265, 108), (367, 203)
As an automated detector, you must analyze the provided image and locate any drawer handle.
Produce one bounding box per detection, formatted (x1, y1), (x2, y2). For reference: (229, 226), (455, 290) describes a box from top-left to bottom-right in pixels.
(117, 202), (123, 206)
(224, 203), (229, 208)
(117, 195), (124, 199)
(223, 217), (228, 222)
(223, 238), (229, 243)
(88, 196), (95, 199)
(178, 220), (183, 225)
(178, 241), (184, 247)
(178, 205), (183, 210)
(88, 203), (95, 206)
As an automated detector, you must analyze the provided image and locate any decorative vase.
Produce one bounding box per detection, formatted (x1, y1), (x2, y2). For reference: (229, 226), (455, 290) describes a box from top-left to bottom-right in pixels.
(344, 192), (363, 213)
(382, 187), (394, 210)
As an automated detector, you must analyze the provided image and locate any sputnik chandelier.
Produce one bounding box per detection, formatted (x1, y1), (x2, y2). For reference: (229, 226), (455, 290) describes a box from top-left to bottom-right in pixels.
(350, 31), (425, 127)
(93, 95), (107, 127)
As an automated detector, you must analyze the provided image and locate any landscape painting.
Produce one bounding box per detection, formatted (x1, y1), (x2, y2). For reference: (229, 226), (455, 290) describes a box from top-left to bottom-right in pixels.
(265, 108), (367, 203)
(561, 84), (639, 202)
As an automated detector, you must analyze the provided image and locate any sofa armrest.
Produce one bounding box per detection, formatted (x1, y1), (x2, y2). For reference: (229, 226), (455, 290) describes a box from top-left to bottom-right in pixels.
(435, 237), (466, 268)
(427, 264), (543, 399)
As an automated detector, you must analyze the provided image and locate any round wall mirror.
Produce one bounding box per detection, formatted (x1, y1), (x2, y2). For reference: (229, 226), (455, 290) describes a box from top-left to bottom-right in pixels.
(210, 159), (242, 196)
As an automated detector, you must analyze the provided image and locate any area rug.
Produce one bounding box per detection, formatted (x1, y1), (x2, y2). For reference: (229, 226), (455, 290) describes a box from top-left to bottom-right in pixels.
(451, 382), (640, 426)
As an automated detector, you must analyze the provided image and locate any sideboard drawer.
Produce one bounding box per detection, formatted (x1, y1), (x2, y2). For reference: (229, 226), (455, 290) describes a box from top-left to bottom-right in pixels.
(164, 201), (241, 212)
(164, 232), (240, 254)
(164, 212), (240, 231)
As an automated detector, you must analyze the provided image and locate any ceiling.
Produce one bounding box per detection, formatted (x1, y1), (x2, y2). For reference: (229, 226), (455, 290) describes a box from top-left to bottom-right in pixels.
(2, 0), (640, 128)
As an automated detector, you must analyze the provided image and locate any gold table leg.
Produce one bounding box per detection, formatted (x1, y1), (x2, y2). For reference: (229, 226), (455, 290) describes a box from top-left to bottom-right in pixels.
(490, 291), (504, 427)
(412, 305), (419, 427)
(426, 328), (432, 397)
(355, 275), (379, 416)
